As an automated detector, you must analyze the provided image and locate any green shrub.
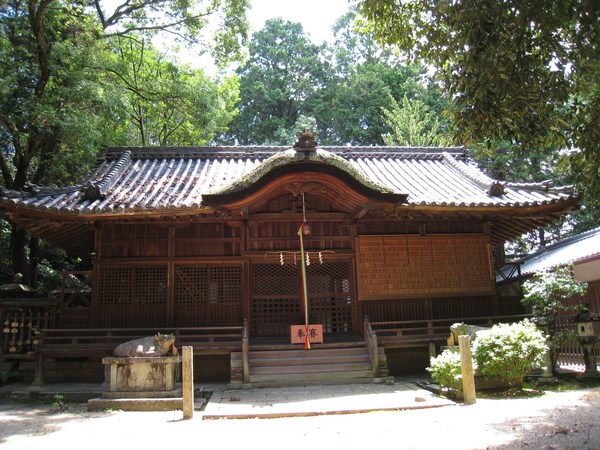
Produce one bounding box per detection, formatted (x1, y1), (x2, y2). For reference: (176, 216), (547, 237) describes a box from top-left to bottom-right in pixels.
(473, 320), (547, 389)
(427, 349), (464, 396)
(522, 266), (588, 374)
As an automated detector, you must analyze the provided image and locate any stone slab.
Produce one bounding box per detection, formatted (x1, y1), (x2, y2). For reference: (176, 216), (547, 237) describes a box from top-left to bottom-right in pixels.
(201, 380), (455, 419)
(103, 356), (182, 392)
(87, 397), (206, 412)
(102, 388), (182, 399)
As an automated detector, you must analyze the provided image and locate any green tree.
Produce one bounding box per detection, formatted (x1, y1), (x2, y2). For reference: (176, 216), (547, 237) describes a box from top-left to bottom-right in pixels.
(522, 266), (588, 374)
(358, 0), (600, 204)
(0, 1), (109, 283)
(105, 36), (239, 146)
(92, 0), (250, 66)
(316, 9), (450, 145)
(382, 95), (452, 146)
(315, 64), (392, 145)
(0, 0), (249, 283)
(223, 18), (329, 145)
(223, 9), (451, 147)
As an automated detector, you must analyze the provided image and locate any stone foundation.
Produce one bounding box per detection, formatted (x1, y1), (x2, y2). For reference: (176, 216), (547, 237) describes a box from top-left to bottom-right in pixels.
(103, 356), (181, 393)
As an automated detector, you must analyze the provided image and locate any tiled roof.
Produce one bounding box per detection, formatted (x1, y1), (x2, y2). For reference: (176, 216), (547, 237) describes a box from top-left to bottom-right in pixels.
(497, 227), (600, 281)
(0, 146), (575, 214)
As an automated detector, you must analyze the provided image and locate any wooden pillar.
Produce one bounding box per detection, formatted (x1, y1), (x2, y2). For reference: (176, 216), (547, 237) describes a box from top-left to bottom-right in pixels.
(242, 219), (252, 331)
(90, 223), (102, 327)
(458, 335), (476, 405)
(167, 225), (176, 327)
(33, 351), (43, 385)
(182, 346), (194, 419)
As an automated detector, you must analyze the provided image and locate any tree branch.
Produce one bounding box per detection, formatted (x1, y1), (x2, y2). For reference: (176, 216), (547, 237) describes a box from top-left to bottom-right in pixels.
(102, 0), (158, 29)
(93, 0), (107, 28)
(29, 0), (54, 97)
(0, 115), (18, 188)
(100, 6), (216, 42)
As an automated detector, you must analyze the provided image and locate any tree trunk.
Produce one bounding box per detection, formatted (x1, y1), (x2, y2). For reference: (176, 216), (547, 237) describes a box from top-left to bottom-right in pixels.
(10, 224), (32, 285)
(28, 235), (40, 287)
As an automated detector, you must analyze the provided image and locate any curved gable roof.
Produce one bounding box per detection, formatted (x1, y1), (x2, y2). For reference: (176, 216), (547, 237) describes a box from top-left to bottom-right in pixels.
(201, 148), (407, 207)
(0, 145), (576, 214)
(0, 145), (579, 253)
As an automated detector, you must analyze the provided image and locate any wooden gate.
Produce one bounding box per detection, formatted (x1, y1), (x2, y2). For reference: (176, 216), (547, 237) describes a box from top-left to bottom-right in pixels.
(251, 260), (354, 338)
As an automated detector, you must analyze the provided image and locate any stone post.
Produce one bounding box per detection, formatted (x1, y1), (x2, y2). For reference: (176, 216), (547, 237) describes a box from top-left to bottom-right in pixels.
(458, 335), (476, 405)
(182, 346), (194, 419)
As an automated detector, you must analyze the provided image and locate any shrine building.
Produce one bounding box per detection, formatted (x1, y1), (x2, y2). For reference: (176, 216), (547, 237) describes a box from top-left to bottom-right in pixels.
(0, 132), (579, 384)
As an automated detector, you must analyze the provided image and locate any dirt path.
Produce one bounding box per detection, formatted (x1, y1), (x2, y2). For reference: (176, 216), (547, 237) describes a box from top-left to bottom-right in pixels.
(1, 386), (599, 450)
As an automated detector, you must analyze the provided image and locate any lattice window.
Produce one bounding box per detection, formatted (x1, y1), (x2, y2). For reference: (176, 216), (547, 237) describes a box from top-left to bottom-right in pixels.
(99, 267), (132, 305)
(251, 261), (353, 337)
(175, 267), (209, 305)
(306, 261), (350, 295)
(174, 265), (242, 327)
(252, 298), (303, 337)
(134, 267), (168, 305)
(97, 265), (167, 327)
(252, 263), (299, 295)
(215, 266), (243, 303)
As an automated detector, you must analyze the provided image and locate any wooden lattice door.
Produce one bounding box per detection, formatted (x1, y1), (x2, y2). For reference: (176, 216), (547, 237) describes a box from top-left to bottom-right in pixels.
(97, 265), (168, 328)
(251, 260), (354, 338)
(174, 265), (243, 327)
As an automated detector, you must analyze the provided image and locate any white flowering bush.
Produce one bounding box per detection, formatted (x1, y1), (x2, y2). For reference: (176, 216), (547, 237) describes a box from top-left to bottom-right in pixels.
(426, 349), (464, 397)
(473, 320), (547, 389)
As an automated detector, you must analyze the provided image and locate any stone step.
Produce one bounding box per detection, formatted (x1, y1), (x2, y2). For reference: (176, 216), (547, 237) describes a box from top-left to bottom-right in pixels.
(101, 388), (182, 399)
(88, 397), (192, 412)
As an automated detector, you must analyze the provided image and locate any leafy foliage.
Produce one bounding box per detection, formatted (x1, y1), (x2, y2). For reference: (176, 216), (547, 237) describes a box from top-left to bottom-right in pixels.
(317, 9), (450, 146)
(223, 12), (450, 146)
(522, 267), (588, 324)
(104, 36), (239, 146)
(473, 320), (547, 389)
(427, 349), (464, 397)
(522, 266), (588, 372)
(0, 0), (249, 283)
(92, 0), (250, 66)
(223, 18), (328, 145)
(382, 95), (453, 146)
(358, 0), (600, 205)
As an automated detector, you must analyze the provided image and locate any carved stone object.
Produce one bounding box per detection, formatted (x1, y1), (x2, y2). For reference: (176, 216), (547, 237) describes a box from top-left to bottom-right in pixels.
(113, 332), (176, 357)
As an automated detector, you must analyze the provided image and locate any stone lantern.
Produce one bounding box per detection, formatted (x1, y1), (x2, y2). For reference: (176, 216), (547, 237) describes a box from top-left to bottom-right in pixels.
(573, 305), (599, 380)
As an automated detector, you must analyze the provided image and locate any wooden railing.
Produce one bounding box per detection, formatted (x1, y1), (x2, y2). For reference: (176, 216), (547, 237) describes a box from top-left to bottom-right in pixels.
(370, 314), (531, 355)
(34, 325), (244, 384)
(363, 316), (380, 377)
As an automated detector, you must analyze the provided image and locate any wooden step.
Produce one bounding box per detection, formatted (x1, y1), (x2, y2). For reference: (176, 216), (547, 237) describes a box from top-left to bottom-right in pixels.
(230, 342), (390, 387)
(377, 347), (390, 377)
(251, 362), (372, 375)
(248, 354), (370, 367)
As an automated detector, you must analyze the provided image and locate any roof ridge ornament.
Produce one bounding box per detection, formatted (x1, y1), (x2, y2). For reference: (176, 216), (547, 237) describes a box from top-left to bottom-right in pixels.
(293, 128), (317, 152)
(488, 181), (506, 197)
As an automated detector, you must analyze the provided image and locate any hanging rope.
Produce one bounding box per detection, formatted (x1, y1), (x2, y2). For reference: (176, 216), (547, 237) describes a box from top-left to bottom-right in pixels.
(298, 193), (311, 350)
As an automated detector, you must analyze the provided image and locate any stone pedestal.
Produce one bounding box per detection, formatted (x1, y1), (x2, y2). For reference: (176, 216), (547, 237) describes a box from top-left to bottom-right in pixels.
(89, 356), (184, 411)
(102, 356), (181, 395)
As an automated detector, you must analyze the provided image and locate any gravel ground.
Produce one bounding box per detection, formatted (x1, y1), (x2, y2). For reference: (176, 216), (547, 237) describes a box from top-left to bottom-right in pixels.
(1, 385), (599, 450)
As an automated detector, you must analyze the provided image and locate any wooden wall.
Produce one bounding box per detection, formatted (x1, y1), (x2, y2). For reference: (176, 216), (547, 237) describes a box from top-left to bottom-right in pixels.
(91, 215), (499, 331)
(361, 295), (499, 323)
(356, 234), (495, 300)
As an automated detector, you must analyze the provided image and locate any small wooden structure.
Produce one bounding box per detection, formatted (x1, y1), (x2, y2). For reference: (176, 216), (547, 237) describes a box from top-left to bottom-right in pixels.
(497, 227), (600, 369)
(0, 136), (579, 383)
